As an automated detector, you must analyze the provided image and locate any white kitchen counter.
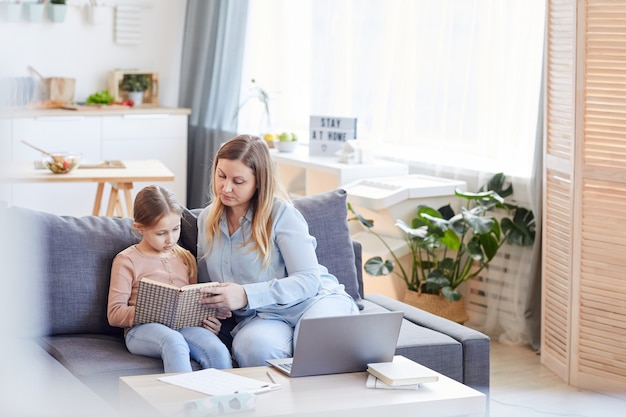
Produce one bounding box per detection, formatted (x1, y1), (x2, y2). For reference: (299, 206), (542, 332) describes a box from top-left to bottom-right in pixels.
(1, 106), (191, 118)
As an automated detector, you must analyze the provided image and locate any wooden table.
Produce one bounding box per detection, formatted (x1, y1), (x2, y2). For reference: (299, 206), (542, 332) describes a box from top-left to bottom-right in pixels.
(119, 366), (486, 417)
(0, 160), (175, 217)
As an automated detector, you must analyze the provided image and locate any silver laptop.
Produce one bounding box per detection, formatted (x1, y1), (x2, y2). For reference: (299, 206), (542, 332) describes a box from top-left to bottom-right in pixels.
(266, 311), (404, 377)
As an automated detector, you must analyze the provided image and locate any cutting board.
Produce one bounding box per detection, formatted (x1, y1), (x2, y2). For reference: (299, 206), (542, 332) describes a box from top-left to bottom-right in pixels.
(61, 104), (132, 111)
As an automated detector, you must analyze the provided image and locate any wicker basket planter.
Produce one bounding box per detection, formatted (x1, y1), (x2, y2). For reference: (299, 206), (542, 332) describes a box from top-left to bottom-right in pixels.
(404, 290), (469, 324)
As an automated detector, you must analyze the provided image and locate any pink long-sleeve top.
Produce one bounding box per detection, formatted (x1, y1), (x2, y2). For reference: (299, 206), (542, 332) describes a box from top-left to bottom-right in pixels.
(107, 245), (195, 329)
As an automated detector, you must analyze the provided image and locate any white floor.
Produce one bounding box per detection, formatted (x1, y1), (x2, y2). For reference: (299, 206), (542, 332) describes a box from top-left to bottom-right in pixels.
(489, 341), (626, 417)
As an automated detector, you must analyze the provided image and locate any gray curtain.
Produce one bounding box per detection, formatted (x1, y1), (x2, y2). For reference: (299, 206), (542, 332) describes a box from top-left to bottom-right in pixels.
(178, 0), (250, 209)
(525, 46), (545, 353)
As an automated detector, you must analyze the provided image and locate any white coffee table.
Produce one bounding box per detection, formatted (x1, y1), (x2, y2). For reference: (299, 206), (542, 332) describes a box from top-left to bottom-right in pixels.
(119, 366), (486, 417)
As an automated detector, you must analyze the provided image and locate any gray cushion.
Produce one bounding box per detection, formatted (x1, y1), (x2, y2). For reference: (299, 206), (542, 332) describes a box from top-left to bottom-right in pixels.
(180, 207), (202, 256)
(40, 334), (166, 378)
(293, 189), (363, 308)
(7, 206), (138, 336)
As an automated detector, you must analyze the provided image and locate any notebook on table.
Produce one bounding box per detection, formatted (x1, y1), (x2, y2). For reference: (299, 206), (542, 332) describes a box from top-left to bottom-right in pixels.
(266, 311), (404, 377)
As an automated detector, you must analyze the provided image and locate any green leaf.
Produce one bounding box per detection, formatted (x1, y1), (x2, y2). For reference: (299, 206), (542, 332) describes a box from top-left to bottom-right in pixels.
(466, 240), (484, 261)
(455, 188), (505, 205)
(462, 207), (496, 235)
(347, 202), (374, 228)
(85, 90), (114, 105)
(417, 205), (443, 218)
(481, 172), (514, 198)
(502, 207), (536, 246)
(420, 212), (452, 235)
(442, 287), (462, 301)
(439, 228), (461, 251)
(440, 257), (456, 271)
(395, 219), (428, 238)
(437, 204), (456, 220)
(478, 234), (499, 261)
(491, 218), (502, 242)
(364, 257), (394, 276)
(425, 270), (451, 289)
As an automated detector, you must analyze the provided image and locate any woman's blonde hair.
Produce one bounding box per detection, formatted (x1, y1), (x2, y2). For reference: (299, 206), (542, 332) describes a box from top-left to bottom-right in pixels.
(204, 134), (289, 266)
(133, 185), (197, 279)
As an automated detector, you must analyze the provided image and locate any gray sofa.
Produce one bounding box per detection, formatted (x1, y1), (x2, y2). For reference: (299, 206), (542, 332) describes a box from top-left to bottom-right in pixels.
(2, 189), (489, 408)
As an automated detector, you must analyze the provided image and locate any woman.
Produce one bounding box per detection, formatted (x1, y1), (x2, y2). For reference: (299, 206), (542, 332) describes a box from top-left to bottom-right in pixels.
(196, 134), (358, 367)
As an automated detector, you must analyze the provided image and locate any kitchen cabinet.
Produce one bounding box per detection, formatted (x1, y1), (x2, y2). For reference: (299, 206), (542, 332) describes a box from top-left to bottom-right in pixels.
(2, 108), (189, 217)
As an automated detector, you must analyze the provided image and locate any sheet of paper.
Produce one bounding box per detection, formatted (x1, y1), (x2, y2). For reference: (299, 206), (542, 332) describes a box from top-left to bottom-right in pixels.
(159, 369), (280, 396)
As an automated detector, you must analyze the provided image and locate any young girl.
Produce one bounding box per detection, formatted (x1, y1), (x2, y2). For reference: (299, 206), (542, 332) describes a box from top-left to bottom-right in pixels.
(195, 135), (359, 367)
(107, 185), (232, 372)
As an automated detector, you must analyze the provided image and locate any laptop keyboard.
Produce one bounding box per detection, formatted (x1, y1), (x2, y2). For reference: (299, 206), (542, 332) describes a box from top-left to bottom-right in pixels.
(278, 362), (292, 372)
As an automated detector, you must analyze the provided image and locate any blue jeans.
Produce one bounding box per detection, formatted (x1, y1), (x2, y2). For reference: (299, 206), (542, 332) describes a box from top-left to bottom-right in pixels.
(126, 323), (233, 372)
(231, 293), (359, 367)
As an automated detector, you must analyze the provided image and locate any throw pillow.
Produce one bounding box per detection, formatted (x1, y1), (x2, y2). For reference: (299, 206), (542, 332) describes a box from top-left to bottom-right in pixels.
(293, 189), (363, 308)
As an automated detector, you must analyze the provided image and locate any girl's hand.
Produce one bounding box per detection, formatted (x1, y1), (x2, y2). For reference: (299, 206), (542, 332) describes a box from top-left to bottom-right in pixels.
(199, 282), (248, 310)
(215, 308), (232, 320)
(202, 316), (222, 334)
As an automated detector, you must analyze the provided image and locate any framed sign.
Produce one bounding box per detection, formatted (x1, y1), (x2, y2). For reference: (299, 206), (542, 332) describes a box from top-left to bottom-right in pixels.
(309, 115), (357, 156)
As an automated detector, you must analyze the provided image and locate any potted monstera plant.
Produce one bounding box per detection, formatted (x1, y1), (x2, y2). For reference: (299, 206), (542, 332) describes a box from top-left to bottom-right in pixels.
(348, 172), (536, 323)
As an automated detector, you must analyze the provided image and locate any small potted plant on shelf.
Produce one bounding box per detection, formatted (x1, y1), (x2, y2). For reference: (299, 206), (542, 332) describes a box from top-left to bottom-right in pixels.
(348, 172), (536, 323)
(120, 74), (151, 105)
(48, 0), (67, 23)
(24, 0), (46, 22)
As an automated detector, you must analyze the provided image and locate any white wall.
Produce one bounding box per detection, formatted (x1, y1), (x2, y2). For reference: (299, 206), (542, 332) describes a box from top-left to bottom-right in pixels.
(0, 0), (187, 107)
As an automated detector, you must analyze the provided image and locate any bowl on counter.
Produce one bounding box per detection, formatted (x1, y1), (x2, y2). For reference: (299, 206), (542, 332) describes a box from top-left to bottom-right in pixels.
(43, 152), (82, 174)
(273, 140), (299, 153)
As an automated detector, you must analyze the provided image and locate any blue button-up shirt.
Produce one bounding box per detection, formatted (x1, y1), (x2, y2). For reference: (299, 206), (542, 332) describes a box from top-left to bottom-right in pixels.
(197, 197), (348, 333)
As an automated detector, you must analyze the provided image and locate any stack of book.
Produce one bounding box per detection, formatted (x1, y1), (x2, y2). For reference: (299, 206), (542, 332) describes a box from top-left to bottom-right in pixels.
(366, 355), (439, 390)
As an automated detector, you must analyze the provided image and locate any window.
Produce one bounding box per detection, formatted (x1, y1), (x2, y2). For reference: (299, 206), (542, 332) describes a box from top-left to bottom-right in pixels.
(237, 0), (546, 178)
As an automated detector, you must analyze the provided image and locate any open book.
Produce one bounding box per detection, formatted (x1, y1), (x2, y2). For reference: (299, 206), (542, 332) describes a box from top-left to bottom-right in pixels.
(133, 278), (220, 330)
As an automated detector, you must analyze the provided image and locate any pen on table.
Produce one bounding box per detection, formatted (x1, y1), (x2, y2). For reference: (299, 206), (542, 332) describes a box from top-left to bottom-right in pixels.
(266, 371), (277, 384)
(234, 385), (273, 395)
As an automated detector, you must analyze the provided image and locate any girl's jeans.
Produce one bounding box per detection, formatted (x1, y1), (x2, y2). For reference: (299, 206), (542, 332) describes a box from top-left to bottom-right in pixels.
(126, 323), (232, 372)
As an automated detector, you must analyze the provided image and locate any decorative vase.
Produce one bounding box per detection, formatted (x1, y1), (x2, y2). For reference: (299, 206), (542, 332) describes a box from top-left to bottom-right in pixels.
(47, 3), (67, 23)
(128, 91), (144, 106)
(403, 290), (469, 324)
(23, 3), (45, 22)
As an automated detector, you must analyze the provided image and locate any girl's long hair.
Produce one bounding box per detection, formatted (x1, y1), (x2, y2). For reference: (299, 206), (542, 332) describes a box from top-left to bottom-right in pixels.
(204, 134), (289, 266)
(134, 185), (197, 279)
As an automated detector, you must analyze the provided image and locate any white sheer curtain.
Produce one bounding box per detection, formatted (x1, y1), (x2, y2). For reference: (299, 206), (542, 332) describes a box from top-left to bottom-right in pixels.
(238, 0), (546, 345)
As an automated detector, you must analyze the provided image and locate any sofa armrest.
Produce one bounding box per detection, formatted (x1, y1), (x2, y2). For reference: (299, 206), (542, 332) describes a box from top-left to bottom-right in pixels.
(365, 293), (490, 393)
